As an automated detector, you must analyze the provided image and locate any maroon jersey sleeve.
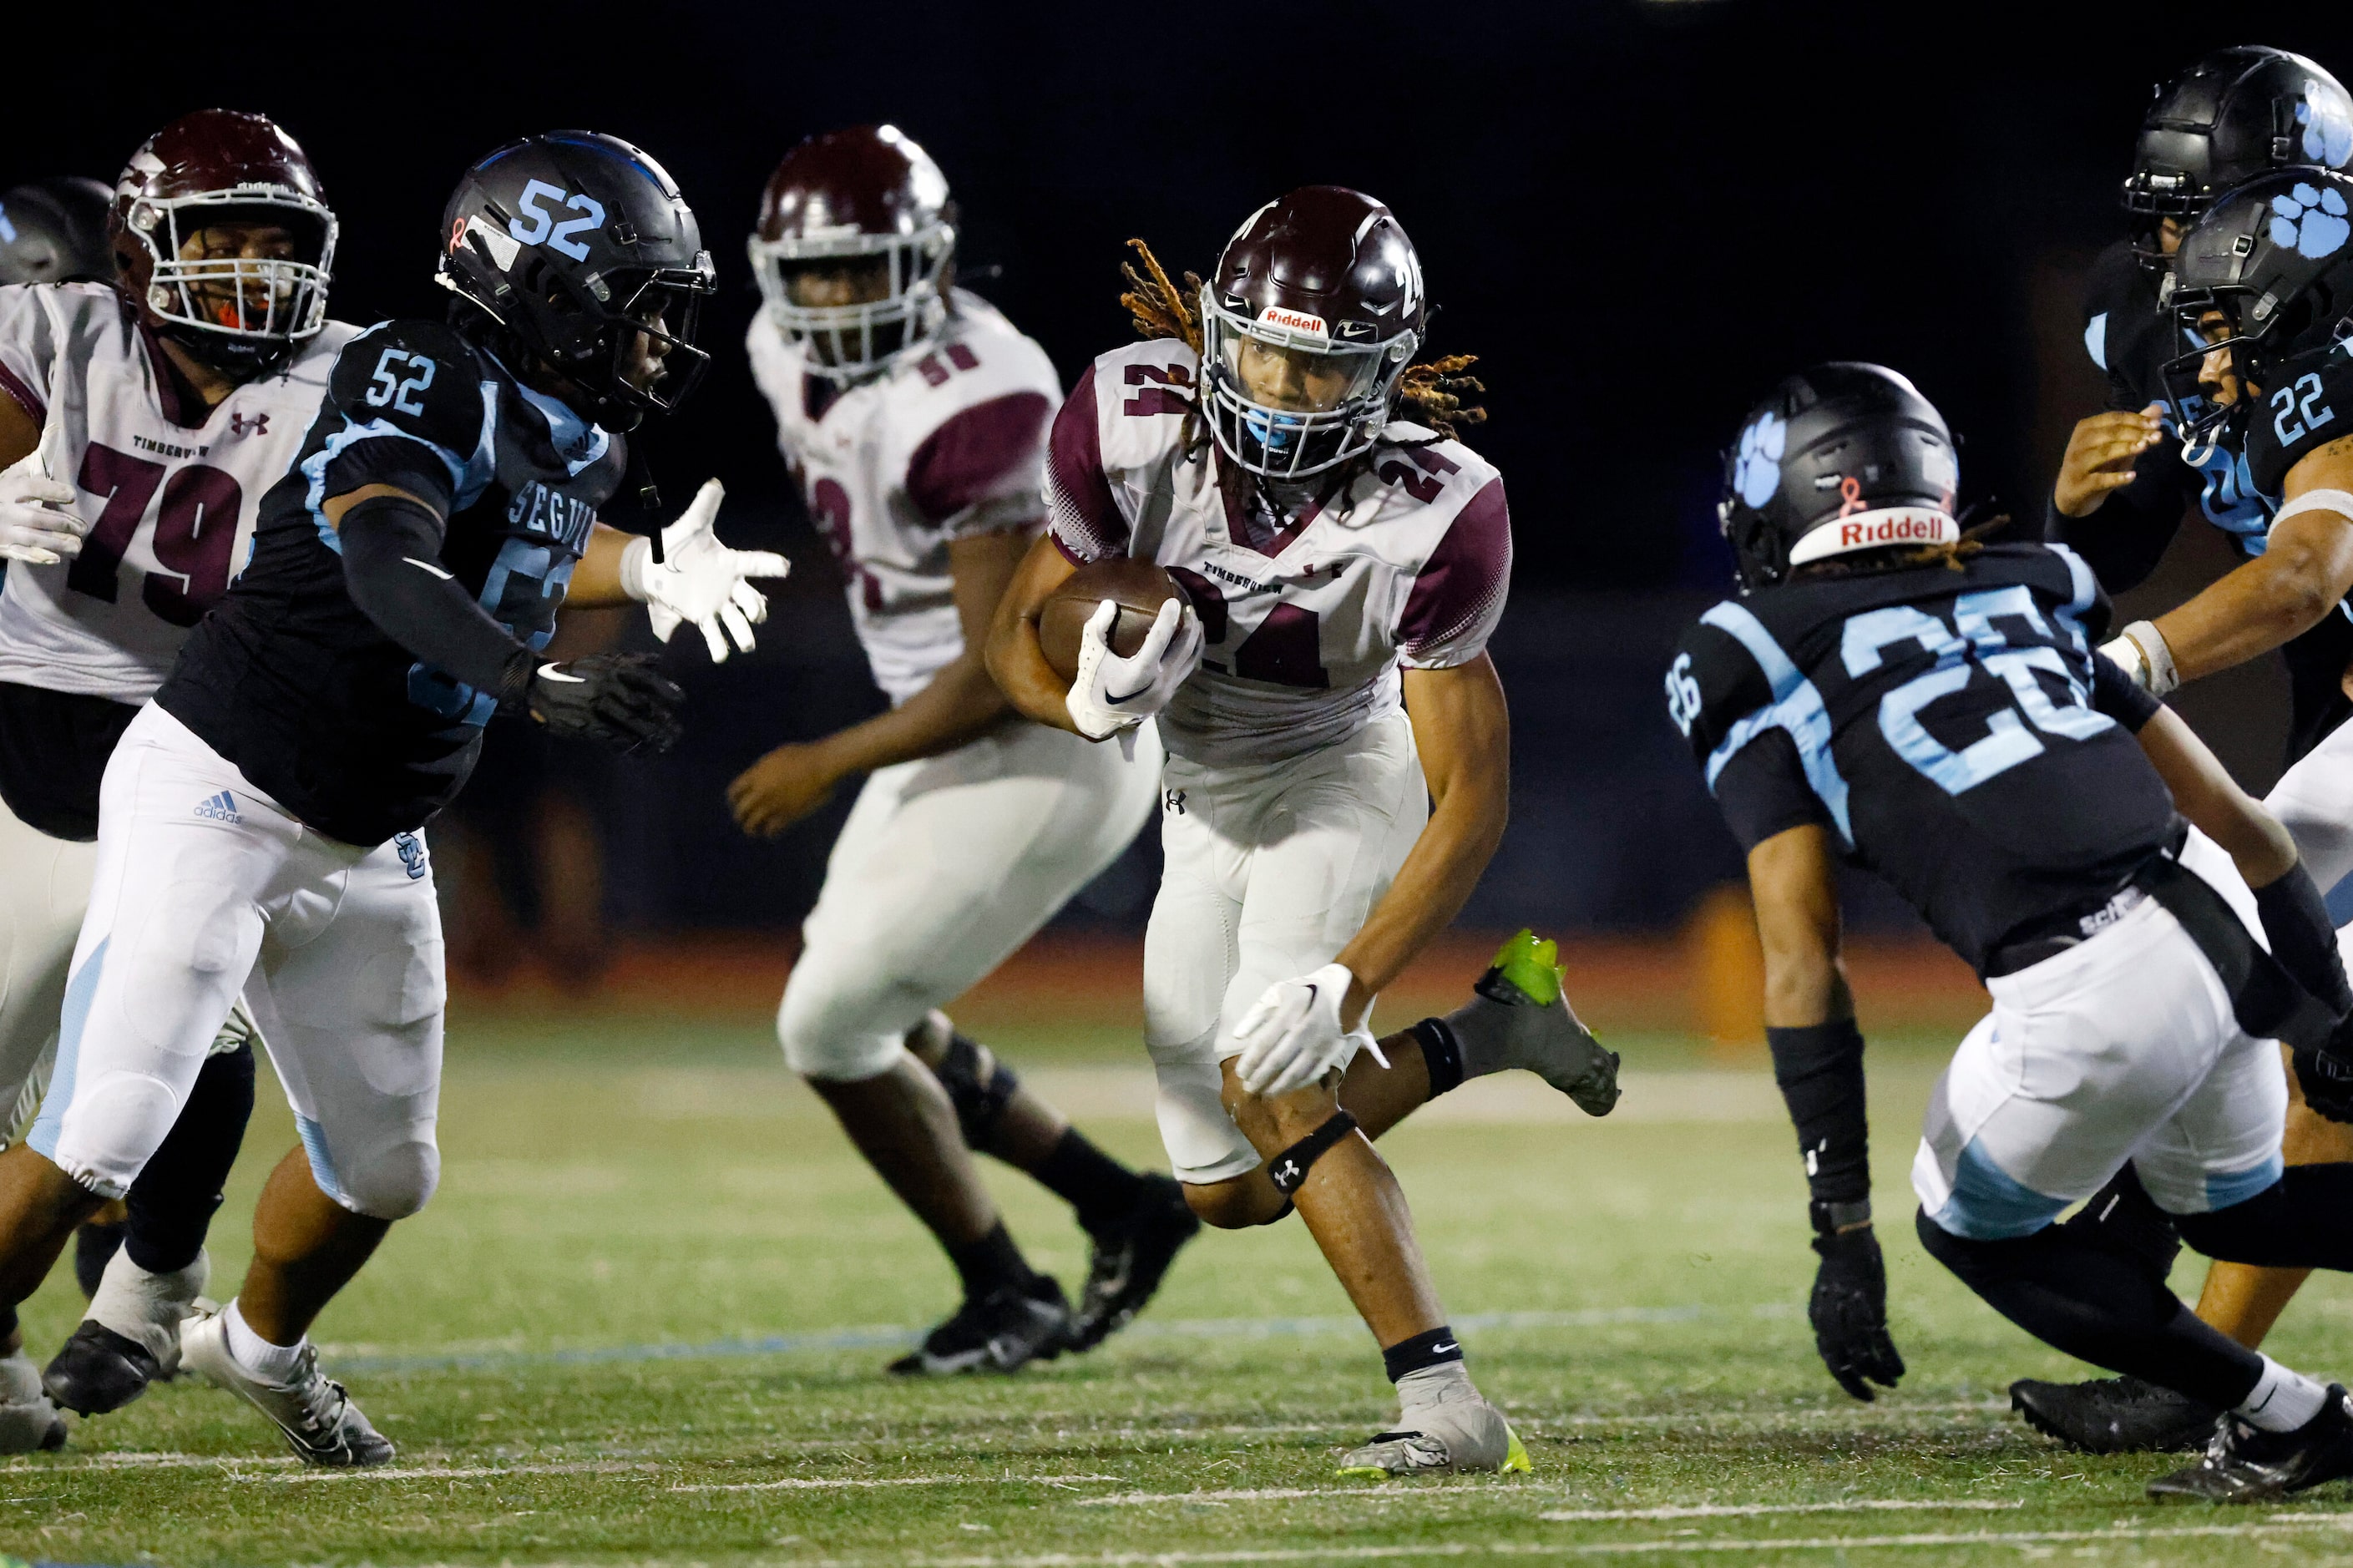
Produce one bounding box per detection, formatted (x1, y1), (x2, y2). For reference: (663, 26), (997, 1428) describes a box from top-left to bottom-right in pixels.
(1398, 475), (1512, 668)
(905, 390), (1054, 535)
(1042, 363), (1129, 563)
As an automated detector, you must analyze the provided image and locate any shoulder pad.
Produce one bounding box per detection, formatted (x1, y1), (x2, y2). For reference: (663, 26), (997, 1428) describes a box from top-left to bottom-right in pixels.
(2244, 343), (2353, 497)
(326, 320), (486, 452)
(1667, 608), (1776, 766)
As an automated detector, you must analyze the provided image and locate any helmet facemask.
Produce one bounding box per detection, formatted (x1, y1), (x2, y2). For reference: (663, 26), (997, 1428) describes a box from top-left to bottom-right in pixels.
(1199, 288), (1415, 479)
(122, 188), (335, 375)
(749, 216), (951, 380)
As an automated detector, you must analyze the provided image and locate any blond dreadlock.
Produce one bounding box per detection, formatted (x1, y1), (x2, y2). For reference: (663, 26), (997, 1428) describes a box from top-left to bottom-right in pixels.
(1119, 237), (1490, 447)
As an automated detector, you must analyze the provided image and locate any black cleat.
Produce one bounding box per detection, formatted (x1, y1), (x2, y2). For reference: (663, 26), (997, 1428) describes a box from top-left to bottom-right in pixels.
(1070, 1174), (1199, 1352)
(2148, 1385), (2353, 1502)
(2011, 1374), (2222, 1454)
(888, 1281), (1073, 1376)
(72, 1221), (127, 1300)
(43, 1322), (164, 1416)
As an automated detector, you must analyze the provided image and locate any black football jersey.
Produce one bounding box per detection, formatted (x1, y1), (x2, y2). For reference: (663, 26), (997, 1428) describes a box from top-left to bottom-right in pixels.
(157, 317), (624, 847)
(1668, 544), (2180, 974)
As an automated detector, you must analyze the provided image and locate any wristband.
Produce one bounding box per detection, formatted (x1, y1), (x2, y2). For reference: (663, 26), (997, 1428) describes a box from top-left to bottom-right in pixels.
(2119, 620), (2178, 697)
(617, 534), (653, 603)
(1810, 1199), (1873, 1236)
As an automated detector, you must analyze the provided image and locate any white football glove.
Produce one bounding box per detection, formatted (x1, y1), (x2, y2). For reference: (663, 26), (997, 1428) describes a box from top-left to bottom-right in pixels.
(0, 454), (89, 566)
(1065, 597), (1202, 741)
(1233, 962), (1384, 1099)
(620, 478), (792, 663)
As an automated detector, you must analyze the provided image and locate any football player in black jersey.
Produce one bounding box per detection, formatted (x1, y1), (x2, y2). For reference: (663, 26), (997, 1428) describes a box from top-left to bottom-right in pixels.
(1677, 363), (2353, 1501)
(0, 131), (784, 1467)
(2024, 163), (2353, 1454)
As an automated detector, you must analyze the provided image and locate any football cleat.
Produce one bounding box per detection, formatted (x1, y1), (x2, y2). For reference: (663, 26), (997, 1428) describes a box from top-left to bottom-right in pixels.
(2148, 1385), (2353, 1502)
(1461, 929), (1620, 1115)
(0, 1352), (66, 1454)
(46, 1246), (209, 1414)
(2011, 1373), (2220, 1454)
(179, 1307), (392, 1467)
(888, 1281), (1073, 1376)
(1338, 1377), (1530, 1479)
(43, 1323), (165, 1417)
(1069, 1174), (1201, 1352)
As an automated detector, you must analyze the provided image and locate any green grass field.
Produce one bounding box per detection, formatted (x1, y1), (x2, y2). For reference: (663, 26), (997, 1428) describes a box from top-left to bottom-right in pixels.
(13, 1009), (2353, 1566)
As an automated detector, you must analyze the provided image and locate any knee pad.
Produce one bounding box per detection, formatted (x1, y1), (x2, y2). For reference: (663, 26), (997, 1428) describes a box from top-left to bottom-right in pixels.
(43, 1071), (180, 1199)
(777, 974), (911, 1082)
(934, 1032), (1020, 1146)
(1266, 1110), (1359, 1196)
(336, 1140), (439, 1221)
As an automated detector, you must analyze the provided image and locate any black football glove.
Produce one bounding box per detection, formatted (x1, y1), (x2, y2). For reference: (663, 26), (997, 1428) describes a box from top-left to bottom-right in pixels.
(1809, 1226), (1905, 1402)
(2295, 1046), (2353, 1125)
(514, 653), (684, 756)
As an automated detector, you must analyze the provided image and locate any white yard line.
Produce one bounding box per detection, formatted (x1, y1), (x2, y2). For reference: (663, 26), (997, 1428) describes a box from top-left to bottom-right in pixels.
(1536, 1499), (2022, 1522)
(675, 1473), (1121, 1494)
(1079, 1493), (2023, 1516)
(242, 1459), (666, 1484)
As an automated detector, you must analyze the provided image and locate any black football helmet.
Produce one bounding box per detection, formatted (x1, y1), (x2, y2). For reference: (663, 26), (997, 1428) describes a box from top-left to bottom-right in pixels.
(2123, 47), (2353, 268)
(438, 131), (715, 429)
(1199, 186), (1425, 478)
(2164, 166), (2353, 432)
(0, 177), (114, 286)
(1718, 365), (1961, 594)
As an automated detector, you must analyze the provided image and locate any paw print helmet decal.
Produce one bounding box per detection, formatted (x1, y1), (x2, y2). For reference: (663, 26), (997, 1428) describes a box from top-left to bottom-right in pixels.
(2123, 47), (2352, 271)
(1199, 185), (1427, 479)
(2167, 168), (2353, 434)
(1717, 364), (1958, 594)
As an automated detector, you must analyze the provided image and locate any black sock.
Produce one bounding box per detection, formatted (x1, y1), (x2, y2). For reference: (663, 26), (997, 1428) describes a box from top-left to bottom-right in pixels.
(1382, 1325), (1465, 1382)
(1916, 1209), (2261, 1410)
(1411, 1019), (1465, 1098)
(1033, 1127), (1151, 1231)
(123, 1043), (256, 1275)
(945, 1222), (1041, 1300)
(2177, 1166), (2353, 1269)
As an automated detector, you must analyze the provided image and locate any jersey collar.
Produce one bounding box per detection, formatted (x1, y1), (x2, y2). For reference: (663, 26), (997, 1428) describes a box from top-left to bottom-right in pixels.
(486, 349), (613, 476)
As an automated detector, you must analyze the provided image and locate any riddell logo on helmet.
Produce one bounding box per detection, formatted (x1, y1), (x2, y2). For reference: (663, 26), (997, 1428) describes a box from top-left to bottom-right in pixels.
(1788, 506), (1960, 565)
(1258, 306), (1328, 339)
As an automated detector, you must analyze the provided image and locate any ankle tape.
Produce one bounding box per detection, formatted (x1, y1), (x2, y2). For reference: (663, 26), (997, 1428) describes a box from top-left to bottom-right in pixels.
(937, 1033), (1020, 1145)
(1266, 1110), (1359, 1196)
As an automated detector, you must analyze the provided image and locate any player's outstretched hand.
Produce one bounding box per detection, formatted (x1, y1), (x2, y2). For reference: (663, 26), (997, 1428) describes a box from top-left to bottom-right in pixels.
(2295, 1045), (2353, 1124)
(524, 653), (685, 756)
(1065, 598), (1202, 740)
(2052, 404), (2165, 518)
(1234, 962), (1377, 1098)
(1809, 1226), (1905, 1401)
(624, 479), (792, 664)
(727, 742), (843, 839)
(0, 457), (92, 566)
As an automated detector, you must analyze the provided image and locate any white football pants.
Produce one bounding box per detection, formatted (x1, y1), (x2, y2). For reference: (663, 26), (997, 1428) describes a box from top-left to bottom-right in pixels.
(778, 718), (1161, 1080)
(2269, 715), (2353, 889)
(30, 703), (443, 1218)
(1913, 832), (2288, 1238)
(1144, 710), (1429, 1185)
(0, 785), (94, 1147)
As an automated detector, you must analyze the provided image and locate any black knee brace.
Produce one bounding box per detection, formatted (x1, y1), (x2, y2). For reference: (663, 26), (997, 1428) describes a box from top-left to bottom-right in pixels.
(934, 1033), (1020, 1146)
(2061, 1163), (2183, 1282)
(1266, 1110), (1359, 1196)
(123, 1042), (256, 1275)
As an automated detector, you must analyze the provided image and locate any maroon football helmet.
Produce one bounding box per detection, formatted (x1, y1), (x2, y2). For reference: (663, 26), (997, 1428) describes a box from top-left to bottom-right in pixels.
(1200, 186), (1426, 478)
(749, 124), (953, 378)
(109, 109), (337, 376)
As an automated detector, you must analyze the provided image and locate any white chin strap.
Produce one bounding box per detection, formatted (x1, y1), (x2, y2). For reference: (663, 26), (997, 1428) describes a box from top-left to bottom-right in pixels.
(1788, 506), (1960, 566)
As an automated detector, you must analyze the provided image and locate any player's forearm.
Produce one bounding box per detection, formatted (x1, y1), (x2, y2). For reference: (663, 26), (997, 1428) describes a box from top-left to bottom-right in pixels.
(821, 654), (1013, 776)
(337, 494), (529, 697)
(2151, 544), (2353, 683)
(1333, 776), (1507, 1024)
(564, 524), (635, 608)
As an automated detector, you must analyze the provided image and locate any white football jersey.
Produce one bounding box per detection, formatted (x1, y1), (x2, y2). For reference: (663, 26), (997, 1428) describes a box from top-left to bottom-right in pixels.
(0, 282), (354, 703)
(747, 290), (1060, 706)
(1045, 339), (1511, 769)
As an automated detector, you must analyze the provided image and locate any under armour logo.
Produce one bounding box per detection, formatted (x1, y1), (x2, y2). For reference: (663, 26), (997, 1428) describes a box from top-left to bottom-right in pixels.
(1164, 788), (1187, 814)
(229, 411), (269, 438)
(1273, 1159), (1300, 1184)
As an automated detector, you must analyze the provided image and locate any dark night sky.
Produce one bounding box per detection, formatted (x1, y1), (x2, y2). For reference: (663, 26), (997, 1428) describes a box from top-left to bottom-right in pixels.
(13, 1), (2349, 591)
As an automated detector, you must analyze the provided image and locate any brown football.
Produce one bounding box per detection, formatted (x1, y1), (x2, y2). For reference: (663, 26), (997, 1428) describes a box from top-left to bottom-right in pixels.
(1039, 558), (1184, 684)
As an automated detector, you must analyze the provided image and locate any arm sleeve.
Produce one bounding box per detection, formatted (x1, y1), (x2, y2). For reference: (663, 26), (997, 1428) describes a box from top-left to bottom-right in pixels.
(1768, 1018), (1870, 1206)
(1042, 364), (1129, 563)
(906, 391), (1054, 539)
(1399, 476), (1512, 669)
(337, 493), (531, 700)
(2043, 441), (2198, 594)
(2090, 646), (2163, 731)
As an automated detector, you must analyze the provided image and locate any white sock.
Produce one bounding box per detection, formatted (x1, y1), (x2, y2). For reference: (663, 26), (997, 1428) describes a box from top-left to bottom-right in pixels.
(88, 1247), (206, 1345)
(2237, 1354), (2329, 1433)
(223, 1297), (306, 1382)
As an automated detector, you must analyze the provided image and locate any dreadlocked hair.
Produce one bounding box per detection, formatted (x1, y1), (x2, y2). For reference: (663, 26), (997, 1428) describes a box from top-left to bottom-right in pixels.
(1397, 355), (1485, 441)
(1121, 239), (1202, 354)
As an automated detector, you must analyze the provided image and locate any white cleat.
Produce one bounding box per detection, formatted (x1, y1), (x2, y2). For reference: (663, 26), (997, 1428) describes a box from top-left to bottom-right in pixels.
(1338, 1367), (1530, 1478)
(179, 1306), (392, 1467)
(0, 1351), (67, 1454)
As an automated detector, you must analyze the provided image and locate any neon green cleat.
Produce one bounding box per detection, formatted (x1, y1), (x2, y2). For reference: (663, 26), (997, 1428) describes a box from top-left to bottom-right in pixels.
(1481, 928), (1563, 1008)
(1449, 928), (1620, 1115)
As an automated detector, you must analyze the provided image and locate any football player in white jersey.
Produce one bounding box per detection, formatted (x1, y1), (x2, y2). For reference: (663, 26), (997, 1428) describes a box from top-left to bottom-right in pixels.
(729, 126), (1200, 1372)
(0, 110), (353, 1448)
(989, 189), (1620, 1474)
